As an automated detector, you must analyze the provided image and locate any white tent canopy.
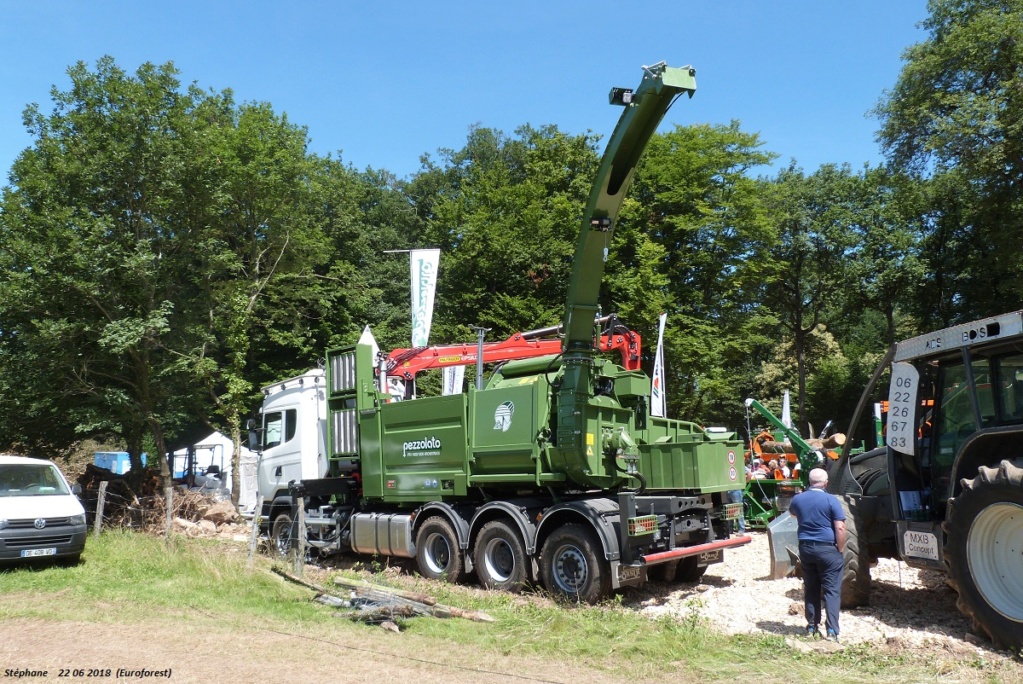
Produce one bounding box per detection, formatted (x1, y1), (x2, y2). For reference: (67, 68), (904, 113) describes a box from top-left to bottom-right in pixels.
(171, 431), (258, 513)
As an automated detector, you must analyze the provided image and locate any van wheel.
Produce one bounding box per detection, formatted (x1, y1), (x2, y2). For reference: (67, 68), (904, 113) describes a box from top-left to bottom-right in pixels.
(416, 516), (466, 583)
(474, 520), (528, 592)
(271, 513), (294, 559)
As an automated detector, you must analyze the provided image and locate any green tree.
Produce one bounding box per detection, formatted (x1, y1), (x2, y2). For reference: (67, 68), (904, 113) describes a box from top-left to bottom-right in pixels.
(0, 58), (199, 502)
(409, 124), (599, 340)
(172, 102), (327, 503)
(622, 122), (778, 426)
(876, 0), (1023, 319)
(845, 166), (927, 346)
(765, 163), (858, 431)
(0, 57), (334, 512)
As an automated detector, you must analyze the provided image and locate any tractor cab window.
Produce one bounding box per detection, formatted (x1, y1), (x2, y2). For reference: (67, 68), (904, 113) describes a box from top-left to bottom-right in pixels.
(995, 354), (1023, 423)
(933, 362), (976, 478)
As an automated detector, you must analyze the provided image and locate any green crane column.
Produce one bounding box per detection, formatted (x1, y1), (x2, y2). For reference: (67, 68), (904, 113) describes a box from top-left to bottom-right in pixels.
(555, 63), (697, 483)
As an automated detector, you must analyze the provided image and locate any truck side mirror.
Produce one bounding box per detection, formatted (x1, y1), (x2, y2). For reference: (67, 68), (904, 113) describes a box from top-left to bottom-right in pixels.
(248, 428), (261, 453)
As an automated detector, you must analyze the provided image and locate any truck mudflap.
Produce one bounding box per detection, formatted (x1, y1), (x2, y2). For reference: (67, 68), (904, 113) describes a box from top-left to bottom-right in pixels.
(614, 535), (753, 588)
(766, 511), (799, 579)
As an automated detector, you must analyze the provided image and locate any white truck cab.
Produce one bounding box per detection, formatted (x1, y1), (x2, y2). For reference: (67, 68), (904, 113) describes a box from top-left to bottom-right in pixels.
(255, 369), (328, 521)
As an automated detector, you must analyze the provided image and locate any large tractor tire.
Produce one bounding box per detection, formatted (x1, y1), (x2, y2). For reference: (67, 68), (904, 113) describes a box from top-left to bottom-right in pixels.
(943, 460), (1023, 651)
(540, 523), (611, 604)
(840, 495), (871, 609)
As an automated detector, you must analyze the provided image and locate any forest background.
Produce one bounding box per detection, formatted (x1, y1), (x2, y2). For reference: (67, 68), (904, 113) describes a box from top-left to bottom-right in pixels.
(0, 0), (1020, 488)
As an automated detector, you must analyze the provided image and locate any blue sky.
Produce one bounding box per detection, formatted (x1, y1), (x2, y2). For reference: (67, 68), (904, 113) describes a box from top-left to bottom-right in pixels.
(1, 1), (928, 183)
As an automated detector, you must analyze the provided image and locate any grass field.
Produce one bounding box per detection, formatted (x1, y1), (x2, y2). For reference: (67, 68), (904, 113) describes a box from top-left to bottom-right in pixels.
(0, 531), (1018, 684)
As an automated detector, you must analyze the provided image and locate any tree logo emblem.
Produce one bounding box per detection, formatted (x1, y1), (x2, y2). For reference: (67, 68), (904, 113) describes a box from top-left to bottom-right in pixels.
(494, 401), (515, 432)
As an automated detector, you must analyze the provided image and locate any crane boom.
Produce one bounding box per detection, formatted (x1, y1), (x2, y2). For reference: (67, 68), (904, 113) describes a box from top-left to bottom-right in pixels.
(557, 63), (696, 459)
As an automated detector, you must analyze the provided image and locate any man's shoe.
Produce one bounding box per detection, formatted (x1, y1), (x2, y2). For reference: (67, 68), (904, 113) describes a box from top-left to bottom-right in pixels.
(805, 625), (819, 638)
(825, 629), (840, 643)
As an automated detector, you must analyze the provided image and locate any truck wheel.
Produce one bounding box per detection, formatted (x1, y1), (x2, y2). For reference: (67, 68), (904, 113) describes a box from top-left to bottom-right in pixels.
(944, 460), (1023, 650)
(271, 513), (294, 559)
(647, 561), (678, 582)
(840, 495), (871, 609)
(415, 516), (466, 583)
(474, 520), (528, 592)
(675, 556), (707, 583)
(540, 523), (610, 604)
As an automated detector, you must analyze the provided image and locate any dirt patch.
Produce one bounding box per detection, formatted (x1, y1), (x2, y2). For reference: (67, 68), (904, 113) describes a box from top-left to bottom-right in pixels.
(0, 616), (625, 684)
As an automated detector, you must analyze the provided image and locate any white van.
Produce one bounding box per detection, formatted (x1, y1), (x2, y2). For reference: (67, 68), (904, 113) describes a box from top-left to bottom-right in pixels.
(0, 455), (87, 564)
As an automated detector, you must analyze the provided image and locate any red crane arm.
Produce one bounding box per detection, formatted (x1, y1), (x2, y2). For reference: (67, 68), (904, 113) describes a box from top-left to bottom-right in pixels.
(385, 322), (642, 381)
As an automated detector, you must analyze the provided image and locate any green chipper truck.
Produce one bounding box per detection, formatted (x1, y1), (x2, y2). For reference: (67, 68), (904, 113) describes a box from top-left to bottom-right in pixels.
(253, 63), (749, 603)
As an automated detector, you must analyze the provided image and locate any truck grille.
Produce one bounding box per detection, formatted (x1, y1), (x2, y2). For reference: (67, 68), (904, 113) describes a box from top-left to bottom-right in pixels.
(5, 535), (74, 548)
(330, 351), (357, 394)
(6, 517), (71, 528)
(331, 408), (358, 454)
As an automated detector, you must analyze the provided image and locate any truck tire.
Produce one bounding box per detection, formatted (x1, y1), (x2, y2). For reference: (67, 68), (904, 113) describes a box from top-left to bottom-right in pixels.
(675, 556), (708, 583)
(474, 520), (528, 592)
(540, 523), (611, 604)
(840, 496), (871, 609)
(271, 513), (294, 559)
(944, 460), (1023, 650)
(415, 516), (466, 583)
(647, 560), (678, 582)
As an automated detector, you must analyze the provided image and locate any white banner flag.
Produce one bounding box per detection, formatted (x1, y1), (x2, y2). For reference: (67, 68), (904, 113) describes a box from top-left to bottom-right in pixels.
(651, 312), (667, 417)
(410, 249), (440, 348)
(442, 365), (465, 396)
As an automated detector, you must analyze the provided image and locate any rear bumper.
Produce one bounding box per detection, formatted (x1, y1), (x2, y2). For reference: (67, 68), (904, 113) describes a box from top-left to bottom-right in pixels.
(642, 534), (753, 564)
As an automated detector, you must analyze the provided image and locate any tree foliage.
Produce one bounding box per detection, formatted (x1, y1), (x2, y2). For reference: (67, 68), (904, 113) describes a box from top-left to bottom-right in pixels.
(8, 20), (1023, 471)
(876, 0), (1023, 321)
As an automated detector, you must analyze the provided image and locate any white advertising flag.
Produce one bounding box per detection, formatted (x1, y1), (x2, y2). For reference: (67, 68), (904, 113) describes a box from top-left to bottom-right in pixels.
(442, 365), (465, 396)
(651, 312), (667, 418)
(410, 249), (441, 348)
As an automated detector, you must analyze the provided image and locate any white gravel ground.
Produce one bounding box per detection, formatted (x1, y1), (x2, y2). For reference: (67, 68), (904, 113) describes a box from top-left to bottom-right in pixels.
(627, 530), (992, 650)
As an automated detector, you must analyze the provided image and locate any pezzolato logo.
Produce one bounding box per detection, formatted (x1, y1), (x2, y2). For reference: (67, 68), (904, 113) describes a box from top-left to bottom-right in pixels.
(402, 436), (441, 458)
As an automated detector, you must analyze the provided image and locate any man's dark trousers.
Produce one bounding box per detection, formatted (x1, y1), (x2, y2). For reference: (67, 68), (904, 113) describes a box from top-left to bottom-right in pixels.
(800, 540), (843, 635)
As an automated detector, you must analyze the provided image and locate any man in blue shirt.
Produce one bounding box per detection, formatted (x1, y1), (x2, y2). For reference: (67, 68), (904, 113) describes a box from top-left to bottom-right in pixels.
(788, 467), (846, 642)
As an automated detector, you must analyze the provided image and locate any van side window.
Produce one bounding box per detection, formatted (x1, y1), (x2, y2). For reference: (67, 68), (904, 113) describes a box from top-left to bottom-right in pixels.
(264, 412), (284, 450)
(286, 409), (297, 442)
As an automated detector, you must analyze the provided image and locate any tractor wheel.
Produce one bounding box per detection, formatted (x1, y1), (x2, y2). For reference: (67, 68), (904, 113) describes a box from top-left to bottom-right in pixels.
(840, 495), (871, 609)
(474, 519), (528, 592)
(540, 523), (611, 604)
(944, 460), (1023, 651)
(271, 513), (294, 560)
(675, 556), (708, 583)
(415, 516), (466, 583)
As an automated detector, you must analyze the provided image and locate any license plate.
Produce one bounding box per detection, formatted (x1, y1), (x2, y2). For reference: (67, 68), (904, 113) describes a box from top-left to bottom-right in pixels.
(698, 549), (723, 565)
(20, 548), (57, 558)
(903, 530), (939, 560)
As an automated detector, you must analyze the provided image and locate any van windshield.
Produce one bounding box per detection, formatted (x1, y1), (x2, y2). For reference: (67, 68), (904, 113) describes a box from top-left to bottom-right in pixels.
(0, 464), (71, 497)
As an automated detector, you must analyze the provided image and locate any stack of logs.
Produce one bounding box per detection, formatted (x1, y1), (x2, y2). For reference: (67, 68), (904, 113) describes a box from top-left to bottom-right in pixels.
(757, 433), (846, 456)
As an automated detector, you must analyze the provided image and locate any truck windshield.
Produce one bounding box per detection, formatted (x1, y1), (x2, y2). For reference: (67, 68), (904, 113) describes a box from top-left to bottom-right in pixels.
(0, 464), (70, 497)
